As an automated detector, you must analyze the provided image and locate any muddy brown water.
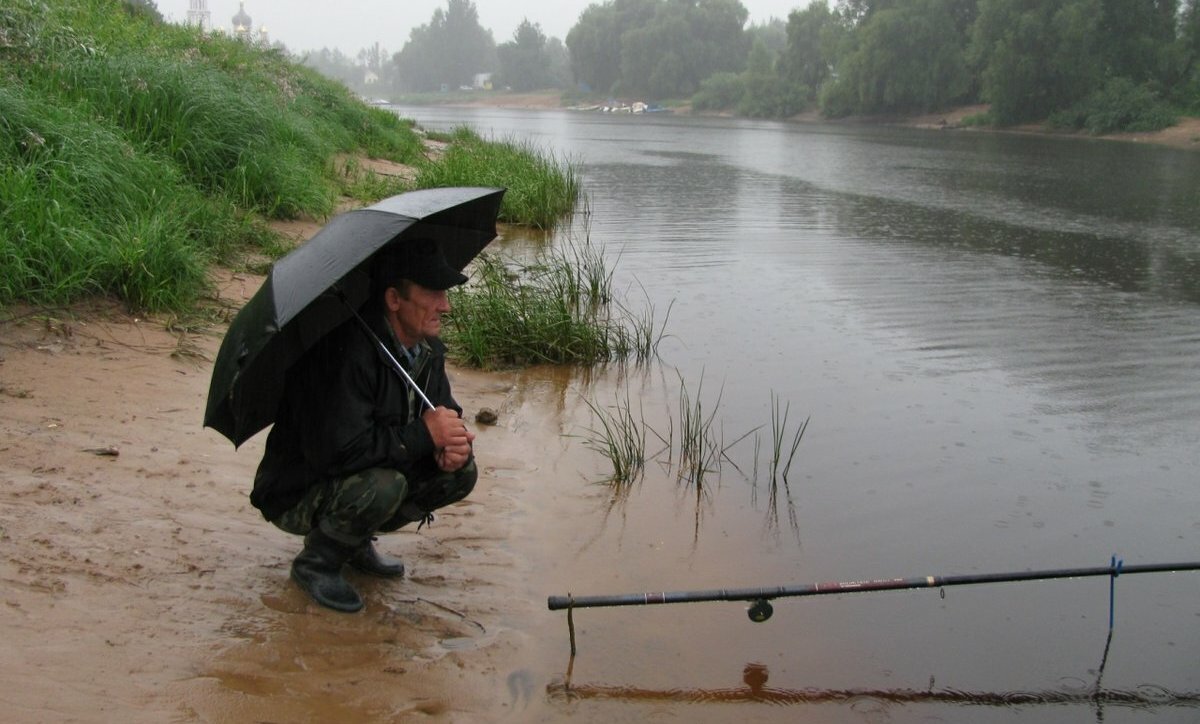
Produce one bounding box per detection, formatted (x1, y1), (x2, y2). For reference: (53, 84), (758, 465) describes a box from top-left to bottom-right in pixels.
(383, 107), (1200, 723)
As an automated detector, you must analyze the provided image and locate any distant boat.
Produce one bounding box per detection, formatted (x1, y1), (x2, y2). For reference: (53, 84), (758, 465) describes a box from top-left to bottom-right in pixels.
(578, 101), (672, 114)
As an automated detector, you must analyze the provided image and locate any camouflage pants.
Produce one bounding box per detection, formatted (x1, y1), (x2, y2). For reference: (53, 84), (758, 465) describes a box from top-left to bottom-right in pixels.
(271, 459), (477, 546)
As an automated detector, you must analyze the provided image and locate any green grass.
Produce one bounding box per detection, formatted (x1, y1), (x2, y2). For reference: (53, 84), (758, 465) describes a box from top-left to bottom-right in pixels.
(2, 0), (584, 319)
(334, 156), (411, 204)
(767, 392), (809, 483)
(0, 81), (262, 309)
(580, 389), (648, 487)
(0, 0), (423, 312)
(415, 126), (580, 229)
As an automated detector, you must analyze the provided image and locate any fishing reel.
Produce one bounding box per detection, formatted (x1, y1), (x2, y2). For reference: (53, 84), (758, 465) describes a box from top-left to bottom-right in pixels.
(747, 598), (774, 622)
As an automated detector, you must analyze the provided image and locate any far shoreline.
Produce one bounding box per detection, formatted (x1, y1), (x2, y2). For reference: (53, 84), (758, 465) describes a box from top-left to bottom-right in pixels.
(391, 90), (1200, 153)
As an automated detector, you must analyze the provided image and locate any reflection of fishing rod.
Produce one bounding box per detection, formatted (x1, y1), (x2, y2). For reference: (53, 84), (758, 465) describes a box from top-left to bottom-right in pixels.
(547, 679), (1200, 709)
(548, 560), (1200, 622)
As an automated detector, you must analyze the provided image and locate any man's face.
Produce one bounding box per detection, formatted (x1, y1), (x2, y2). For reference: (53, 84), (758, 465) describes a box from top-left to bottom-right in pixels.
(385, 282), (451, 347)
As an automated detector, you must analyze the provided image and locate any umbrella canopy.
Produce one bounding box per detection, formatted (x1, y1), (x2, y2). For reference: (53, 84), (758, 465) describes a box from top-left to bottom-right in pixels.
(204, 186), (506, 447)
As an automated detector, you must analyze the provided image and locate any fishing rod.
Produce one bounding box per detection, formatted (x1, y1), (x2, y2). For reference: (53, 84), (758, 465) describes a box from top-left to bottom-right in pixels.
(548, 559), (1200, 623)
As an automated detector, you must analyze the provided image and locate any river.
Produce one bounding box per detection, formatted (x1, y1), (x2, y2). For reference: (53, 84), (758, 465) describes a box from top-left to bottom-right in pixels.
(395, 106), (1200, 723)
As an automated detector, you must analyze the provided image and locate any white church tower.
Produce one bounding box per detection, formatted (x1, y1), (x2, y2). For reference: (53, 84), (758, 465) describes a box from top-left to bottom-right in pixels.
(186, 0), (211, 31)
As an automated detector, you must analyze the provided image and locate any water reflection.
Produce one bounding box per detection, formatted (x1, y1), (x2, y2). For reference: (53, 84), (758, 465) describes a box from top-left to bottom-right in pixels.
(549, 661), (1200, 715)
(810, 177), (1200, 302)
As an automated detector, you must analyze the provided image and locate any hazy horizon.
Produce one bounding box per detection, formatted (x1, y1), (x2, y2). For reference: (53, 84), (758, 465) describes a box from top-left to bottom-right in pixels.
(154, 0), (817, 56)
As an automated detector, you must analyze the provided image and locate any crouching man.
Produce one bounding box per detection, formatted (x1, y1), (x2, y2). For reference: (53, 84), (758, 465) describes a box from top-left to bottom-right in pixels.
(250, 239), (476, 612)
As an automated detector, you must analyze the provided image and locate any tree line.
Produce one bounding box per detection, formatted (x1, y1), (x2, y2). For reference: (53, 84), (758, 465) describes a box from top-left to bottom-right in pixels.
(302, 0), (1200, 131)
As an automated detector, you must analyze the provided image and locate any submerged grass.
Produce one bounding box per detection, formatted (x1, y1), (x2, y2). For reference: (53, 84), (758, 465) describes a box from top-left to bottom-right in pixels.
(581, 377), (808, 542)
(675, 371), (725, 490)
(581, 389), (648, 488)
(768, 392), (809, 483)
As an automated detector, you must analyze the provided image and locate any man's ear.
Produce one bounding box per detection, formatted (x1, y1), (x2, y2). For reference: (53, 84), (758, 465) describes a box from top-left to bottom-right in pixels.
(384, 286), (402, 312)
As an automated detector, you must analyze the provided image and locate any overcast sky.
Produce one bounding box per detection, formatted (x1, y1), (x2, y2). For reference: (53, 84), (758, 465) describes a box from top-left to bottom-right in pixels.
(154, 0), (816, 56)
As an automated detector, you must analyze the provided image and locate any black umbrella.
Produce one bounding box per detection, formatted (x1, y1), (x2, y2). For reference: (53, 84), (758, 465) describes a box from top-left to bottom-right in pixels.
(204, 186), (506, 447)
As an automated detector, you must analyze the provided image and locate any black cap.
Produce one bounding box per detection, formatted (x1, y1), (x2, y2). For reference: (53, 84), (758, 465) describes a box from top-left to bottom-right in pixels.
(376, 238), (467, 291)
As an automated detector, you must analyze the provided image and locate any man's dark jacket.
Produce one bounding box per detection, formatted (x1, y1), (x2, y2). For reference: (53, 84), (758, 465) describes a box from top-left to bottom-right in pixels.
(251, 313), (461, 521)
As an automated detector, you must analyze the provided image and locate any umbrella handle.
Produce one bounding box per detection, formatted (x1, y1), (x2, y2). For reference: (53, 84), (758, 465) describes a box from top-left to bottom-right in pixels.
(338, 293), (436, 412)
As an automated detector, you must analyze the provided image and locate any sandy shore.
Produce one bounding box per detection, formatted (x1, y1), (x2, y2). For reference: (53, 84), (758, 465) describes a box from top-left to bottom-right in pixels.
(0, 212), (568, 721)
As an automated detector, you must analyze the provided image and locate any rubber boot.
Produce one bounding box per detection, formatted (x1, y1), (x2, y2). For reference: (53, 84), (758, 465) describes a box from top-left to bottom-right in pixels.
(290, 529), (364, 613)
(348, 538), (405, 578)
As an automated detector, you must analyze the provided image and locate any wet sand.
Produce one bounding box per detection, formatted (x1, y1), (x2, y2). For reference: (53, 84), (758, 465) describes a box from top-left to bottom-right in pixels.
(0, 247), (565, 720)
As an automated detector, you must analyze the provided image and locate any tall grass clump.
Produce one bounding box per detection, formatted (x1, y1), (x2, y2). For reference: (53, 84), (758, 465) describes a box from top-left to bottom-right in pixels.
(34, 47), (337, 218)
(451, 217), (672, 365)
(447, 253), (615, 367)
(415, 126), (581, 228)
(0, 82), (255, 310)
(445, 237), (664, 368)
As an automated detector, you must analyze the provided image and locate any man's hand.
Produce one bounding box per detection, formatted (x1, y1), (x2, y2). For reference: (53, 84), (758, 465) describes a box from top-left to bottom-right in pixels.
(423, 406), (475, 472)
(435, 444), (471, 472)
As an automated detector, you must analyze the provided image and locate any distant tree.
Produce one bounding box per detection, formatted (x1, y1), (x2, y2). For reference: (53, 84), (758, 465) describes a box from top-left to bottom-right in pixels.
(822, 0), (972, 116)
(357, 42), (388, 75)
(353, 42), (392, 91)
(746, 18), (788, 60)
(303, 48), (362, 90)
(780, 1), (839, 101)
(969, 0), (1104, 125)
(1183, 0), (1200, 109)
(1094, 0), (1180, 91)
(123, 0), (162, 22)
(393, 0), (496, 92)
(497, 20), (553, 91)
(835, 0), (898, 26)
(737, 37), (809, 116)
(544, 37), (574, 89)
(617, 0), (749, 98)
(692, 71), (745, 110)
(566, 0), (658, 93)
(620, 12), (691, 96)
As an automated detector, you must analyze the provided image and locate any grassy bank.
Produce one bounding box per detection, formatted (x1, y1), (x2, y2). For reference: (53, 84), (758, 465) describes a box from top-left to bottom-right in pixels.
(1, 0), (581, 313)
(418, 127), (580, 229)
